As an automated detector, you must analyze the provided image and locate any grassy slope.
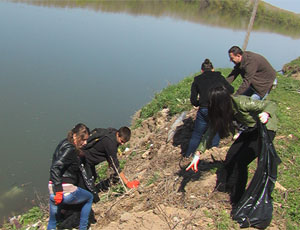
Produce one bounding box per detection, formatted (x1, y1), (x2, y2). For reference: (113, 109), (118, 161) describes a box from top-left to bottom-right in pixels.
(137, 68), (300, 229)
(282, 57), (300, 77)
(268, 76), (300, 229)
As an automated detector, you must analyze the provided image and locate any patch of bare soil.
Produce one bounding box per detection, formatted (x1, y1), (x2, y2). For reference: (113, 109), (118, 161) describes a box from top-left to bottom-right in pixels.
(91, 108), (283, 230)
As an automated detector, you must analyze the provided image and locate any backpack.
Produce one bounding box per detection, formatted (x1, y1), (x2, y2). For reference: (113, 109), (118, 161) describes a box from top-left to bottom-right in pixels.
(84, 128), (116, 150)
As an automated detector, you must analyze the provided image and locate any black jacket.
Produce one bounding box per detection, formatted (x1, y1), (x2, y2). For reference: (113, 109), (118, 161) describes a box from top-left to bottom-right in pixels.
(190, 71), (234, 107)
(84, 128), (121, 173)
(49, 139), (80, 192)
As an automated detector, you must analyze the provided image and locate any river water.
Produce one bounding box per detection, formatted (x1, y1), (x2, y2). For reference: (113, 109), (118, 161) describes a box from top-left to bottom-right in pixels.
(0, 0), (300, 222)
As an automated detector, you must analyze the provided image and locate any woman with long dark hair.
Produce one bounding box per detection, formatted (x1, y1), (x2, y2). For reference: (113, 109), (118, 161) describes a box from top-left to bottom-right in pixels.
(186, 86), (277, 204)
(47, 123), (93, 230)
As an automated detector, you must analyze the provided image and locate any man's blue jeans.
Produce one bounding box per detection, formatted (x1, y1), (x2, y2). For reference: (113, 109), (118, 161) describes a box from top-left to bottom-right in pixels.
(243, 78), (277, 101)
(184, 108), (220, 157)
(47, 187), (93, 230)
(243, 87), (267, 100)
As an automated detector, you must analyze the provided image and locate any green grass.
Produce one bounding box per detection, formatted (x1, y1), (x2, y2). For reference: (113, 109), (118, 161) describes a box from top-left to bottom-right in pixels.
(146, 172), (160, 186)
(128, 151), (137, 160)
(96, 159), (126, 184)
(111, 184), (125, 195)
(139, 73), (196, 119)
(2, 206), (44, 230)
(267, 76), (300, 228)
(137, 68), (241, 123)
(96, 161), (109, 181)
(282, 57), (300, 77)
(19, 207), (43, 227)
(204, 209), (239, 230)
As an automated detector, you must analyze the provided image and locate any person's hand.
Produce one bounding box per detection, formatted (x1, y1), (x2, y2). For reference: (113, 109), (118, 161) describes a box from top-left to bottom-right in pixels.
(126, 180), (140, 189)
(259, 112), (269, 124)
(186, 154), (200, 172)
(54, 191), (63, 205)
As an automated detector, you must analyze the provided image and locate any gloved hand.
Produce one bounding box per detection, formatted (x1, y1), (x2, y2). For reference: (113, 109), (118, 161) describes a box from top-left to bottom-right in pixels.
(186, 154), (200, 172)
(126, 180), (140, 189)
(259, 112), (269, 124)
(54, 191), (63, 205)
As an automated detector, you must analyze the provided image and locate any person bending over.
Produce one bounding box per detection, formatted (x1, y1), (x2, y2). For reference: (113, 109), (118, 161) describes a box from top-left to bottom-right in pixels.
(83, 126), (140, 190)
(48, 123), (93, 230)
(227, 45), (276, 100)
(186, 86), (277, 204)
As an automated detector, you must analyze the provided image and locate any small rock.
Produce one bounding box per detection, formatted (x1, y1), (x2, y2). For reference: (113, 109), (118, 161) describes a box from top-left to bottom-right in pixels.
(173, 216), (180, 223)
(120, 212), (132, 222)
(142, 150), (150, 159)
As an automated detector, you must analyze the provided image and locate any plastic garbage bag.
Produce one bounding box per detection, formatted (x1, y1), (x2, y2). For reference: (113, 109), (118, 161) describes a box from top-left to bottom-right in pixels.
(232, 122), (281, 229)
(167, 111), (187, 142)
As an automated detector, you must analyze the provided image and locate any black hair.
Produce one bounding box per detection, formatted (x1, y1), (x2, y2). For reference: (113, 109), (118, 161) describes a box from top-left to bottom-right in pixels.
(201, 58), (214, 72)
(208, 86), (234, 138)
(228, 46), (243, 55)
(118, 126), (131, 142)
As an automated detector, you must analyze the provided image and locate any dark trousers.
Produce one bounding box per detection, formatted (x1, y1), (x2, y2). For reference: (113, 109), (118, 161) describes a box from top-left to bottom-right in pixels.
(222, 127), (275, 204)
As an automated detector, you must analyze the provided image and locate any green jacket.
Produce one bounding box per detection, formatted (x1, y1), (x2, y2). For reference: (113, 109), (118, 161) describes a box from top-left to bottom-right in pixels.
(198, 95), (277, 153)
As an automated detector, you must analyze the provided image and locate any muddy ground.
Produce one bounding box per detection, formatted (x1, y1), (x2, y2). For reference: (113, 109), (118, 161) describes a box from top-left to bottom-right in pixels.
(90, 108), (283, 230)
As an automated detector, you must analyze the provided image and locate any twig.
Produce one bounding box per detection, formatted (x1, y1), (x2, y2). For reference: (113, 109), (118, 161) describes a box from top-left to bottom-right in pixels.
(109, 156), (128, 193)
(156, 204), (173, 230)
(33, 188), (48, 214)
(98, 189), (135, 222)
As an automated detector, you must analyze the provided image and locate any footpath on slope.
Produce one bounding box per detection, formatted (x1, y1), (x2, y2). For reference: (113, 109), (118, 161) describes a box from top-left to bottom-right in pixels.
(90, 108), (283, 230)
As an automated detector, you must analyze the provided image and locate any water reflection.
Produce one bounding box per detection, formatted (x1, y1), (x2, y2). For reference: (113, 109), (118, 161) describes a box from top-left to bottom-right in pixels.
(12, 0), (300, 38)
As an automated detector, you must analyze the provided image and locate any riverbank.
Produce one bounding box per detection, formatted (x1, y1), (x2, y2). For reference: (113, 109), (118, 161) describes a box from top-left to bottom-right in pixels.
(12, 0), (300, 38)
(2, 62), (300, 229)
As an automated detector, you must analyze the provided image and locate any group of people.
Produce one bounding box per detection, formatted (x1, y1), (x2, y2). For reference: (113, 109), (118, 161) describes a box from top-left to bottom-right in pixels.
(185, 46), (277, 205)
(47, 45), (278, 229)
(47, 125), (139, 230)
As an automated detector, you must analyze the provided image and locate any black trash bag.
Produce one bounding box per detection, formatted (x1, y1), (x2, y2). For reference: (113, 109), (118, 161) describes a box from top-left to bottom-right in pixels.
(232, 122), (281, 229)
(57, 204), (96, 229)
(95, 178), (111, 192)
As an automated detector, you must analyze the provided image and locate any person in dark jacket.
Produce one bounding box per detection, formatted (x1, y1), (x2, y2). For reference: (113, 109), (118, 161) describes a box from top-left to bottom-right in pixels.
(227, 46), (276, 100)
(83, 126), (140, 189)
(183, 59), (234, 157)
(47, 123), (93, 230)
(186, 86), (277, 204)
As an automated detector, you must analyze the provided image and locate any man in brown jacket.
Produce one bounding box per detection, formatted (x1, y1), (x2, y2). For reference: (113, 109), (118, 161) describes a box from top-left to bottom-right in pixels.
(227, 46), (276, 100)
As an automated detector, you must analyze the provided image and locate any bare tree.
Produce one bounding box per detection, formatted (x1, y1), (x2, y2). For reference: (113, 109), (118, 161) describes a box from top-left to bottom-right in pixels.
(243, 0), (259, 50)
